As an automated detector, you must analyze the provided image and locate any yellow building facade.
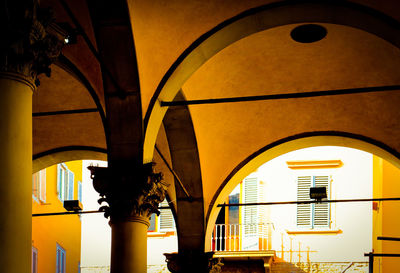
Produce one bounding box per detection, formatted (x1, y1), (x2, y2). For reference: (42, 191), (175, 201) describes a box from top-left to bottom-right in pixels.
(373, 156), (400, 273)
(32, 161), (82, 273)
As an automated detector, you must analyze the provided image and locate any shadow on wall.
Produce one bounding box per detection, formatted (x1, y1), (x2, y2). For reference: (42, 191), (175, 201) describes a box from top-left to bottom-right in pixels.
(271, 261), (306, 273)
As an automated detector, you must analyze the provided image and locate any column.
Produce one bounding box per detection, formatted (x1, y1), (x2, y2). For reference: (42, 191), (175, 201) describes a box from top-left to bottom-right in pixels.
(0, 72), (35, 273)
(88, 163), (167, 273)
(0, 2), (63, 272)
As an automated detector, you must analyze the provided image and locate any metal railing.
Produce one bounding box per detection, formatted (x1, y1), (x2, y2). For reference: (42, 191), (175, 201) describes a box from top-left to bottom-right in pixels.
(211, 223), (274, 251)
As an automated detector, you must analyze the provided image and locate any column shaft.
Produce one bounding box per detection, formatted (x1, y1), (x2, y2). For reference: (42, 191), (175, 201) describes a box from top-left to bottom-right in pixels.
(111, 216), (149, 273)
(0, 74), (33, 273)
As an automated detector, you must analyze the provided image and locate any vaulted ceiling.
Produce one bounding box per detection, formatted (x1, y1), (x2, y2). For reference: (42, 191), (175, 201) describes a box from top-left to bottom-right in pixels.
(33, 0), (400, 250)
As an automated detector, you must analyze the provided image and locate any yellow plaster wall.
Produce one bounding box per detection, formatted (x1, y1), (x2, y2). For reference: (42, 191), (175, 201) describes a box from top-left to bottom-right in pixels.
(373, 156), (383, 273)
(381, 159), (400, 272)
(32, 161), (82, 273)
(373, 156), (400, 273)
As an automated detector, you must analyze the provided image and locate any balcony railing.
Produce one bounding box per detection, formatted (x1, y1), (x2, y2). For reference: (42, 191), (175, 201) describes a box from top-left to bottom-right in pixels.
(211, 223), (274, 252)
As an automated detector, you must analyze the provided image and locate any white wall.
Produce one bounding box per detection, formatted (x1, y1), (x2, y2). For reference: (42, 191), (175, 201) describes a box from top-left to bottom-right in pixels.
(148, 235), (178, 265)
(81, 160), (111, 273)
(254, 146), (373, 262)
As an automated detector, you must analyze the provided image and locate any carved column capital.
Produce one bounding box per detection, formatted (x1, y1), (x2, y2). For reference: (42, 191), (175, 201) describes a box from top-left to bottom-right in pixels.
(164, 252), (216, 273)
(0, 1), (64, 87)
(88, 163), (167, 221)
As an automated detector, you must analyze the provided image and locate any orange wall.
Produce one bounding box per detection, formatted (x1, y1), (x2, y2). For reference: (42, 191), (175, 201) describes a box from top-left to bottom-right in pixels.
(373, 156), (400, 273)
(32, 161), (82, 273)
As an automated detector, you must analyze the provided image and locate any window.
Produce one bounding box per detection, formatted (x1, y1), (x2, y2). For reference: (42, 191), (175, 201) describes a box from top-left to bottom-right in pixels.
(243, 177), (258, 227)
(32, 169), (46, 202)
(32, 246), (38, 273)
(56, 244), (66, 273)
(148, 213), (156, 232)
(228, 193), (239, 225)
(77, 181), (82, 203)
(159, 200), (175, 231)
(297, 175), (330, 228)
(147, 200), (175, 233)
(57, 164), (74, 201)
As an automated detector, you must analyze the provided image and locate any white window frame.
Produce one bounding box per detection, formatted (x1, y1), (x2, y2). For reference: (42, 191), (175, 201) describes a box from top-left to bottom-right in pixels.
(32, 169), (46, 203)
(57, 164), (74, 202)
(296, 175), (331, 229)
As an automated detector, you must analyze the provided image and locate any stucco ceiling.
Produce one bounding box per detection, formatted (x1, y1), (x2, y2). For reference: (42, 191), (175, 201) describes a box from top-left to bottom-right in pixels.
(181, 23), (400, 214)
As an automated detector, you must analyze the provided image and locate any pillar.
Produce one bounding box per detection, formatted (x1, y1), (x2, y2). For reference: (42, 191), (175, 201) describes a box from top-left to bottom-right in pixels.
(111, 216), (149, 272)
(88, 163), (166, 273)
(0, 1), (63, 272)
(0, 72), (34, 273)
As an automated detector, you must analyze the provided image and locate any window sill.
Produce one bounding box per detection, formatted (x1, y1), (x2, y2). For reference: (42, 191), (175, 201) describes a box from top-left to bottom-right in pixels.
(147, 231), (176, 237)
(286, 228), (342, 235)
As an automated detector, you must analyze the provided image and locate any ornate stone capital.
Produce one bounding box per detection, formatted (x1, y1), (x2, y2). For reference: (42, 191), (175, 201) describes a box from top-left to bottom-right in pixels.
(88, 163), (167, 221)
(0, 1), (64, 86)
(164, 252), (216, 273)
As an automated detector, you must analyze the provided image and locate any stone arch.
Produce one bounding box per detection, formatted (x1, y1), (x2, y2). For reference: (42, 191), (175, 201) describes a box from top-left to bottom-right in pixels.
(162, 91), (205, 251)
(204, 131), (400, 250)
(33, 146), (107, 173)
(143, 0), (400, 162)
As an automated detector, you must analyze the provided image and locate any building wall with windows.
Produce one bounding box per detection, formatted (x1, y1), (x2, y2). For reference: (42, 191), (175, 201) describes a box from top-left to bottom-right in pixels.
(258, 147), (373, 263)
(32, 161), (82, 273)
(224, 147), (373, 263)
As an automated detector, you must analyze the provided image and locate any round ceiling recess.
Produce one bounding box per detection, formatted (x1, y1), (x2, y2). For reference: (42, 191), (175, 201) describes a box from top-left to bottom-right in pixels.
(290, 24), (327, 43)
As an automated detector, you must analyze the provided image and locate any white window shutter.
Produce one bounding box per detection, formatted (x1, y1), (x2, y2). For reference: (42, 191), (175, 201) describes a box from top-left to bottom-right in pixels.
(297, 176), (312, 227)
(159, 199), (174, 231)
(243, 177), (258, 223)
(39, 169), (46, 202)
(313, 176), (330, 227)
(57, 164), (62, 200)
(78, 181), (82, 203)
(243, 177), (258, 235)
(68, 170), (74, 200)
(32, 172), (39, 200)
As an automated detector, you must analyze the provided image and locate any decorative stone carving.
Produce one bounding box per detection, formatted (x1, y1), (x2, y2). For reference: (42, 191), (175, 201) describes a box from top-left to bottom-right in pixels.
(88, 163), (167, 220)
(0, 1), (64, 86)
(164, 252), (215, 273)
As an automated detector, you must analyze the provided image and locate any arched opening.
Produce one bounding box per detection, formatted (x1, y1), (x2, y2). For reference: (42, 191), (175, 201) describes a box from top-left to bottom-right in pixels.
(206, 135), (400, 272)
